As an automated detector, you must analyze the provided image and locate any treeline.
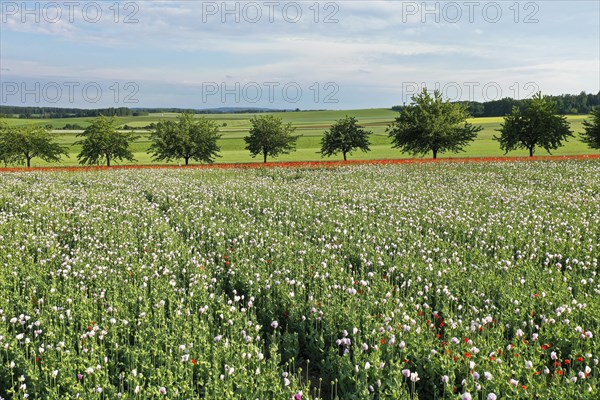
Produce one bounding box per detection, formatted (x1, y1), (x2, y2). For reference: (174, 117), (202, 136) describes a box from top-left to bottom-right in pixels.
(0, 106), (139, 119)
(392, 91), (600, 117)
(0, 106), (297, 119)
(3, 91), (598, 119)
(139, 108), (296, 114)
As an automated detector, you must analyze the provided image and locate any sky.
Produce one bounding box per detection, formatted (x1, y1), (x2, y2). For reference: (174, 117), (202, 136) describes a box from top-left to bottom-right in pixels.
(0, 0), (599, 109)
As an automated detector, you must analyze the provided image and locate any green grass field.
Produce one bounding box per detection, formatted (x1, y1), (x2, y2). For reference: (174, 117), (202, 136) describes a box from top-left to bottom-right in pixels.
(2, 110), (597, 166)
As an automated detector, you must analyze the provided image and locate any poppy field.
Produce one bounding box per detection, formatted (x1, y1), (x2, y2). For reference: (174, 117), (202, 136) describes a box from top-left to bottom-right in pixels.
(0, 160), (599, 399)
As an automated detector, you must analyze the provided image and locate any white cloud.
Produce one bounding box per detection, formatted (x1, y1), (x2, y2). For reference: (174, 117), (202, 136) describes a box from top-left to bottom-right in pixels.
(1, 1), (597, 107)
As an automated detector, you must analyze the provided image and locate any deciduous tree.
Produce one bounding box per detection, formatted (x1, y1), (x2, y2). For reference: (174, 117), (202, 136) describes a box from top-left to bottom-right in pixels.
(387, 89), (482, 159)
(76, 116), (138, 166)
(320, 116), (372, 161)
(244, 115), (299, 163)
(0, 123), (67, 167)
(495, 93), (573, 157)
(581, 108), (600, 149)
(149, 112), (221, 165)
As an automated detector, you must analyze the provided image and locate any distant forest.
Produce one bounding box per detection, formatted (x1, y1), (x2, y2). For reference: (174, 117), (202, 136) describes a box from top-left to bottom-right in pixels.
(0, 106), (296, 119)
(0, 91), (598, 119)
(392, 91), (600, 117)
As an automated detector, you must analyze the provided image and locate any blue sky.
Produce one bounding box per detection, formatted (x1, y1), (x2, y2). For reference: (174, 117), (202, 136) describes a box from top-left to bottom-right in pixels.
(1, 0), (599, 109)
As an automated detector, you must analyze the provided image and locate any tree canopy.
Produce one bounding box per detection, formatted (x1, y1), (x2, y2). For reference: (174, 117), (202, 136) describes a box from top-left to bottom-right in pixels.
(244, 115), (299, 163)
(320, 116), (372, 161)
(76, 115), (138, 166)
(148, 112), (221, 165)
(387, 89), (482, 159)
(495, 93), (573, 157)
(0, 122), (67, 167)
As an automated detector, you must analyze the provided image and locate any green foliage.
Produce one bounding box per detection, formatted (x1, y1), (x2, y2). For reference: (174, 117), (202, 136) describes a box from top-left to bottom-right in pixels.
(495, 93), (574, 157)
(581, 108), (600, 149)
(0, 121), (67, 167)
(320, 116), (372, 161)
(244, 115), (299, 163)
(76, 115), (138, 166)
(0, 120), (10, 165)
(387, 89), (482, 159)
(148, 112), (222, 165)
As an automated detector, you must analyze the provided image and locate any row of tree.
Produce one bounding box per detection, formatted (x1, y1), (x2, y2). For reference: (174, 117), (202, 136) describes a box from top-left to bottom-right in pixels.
(1, 90), (599, 167)
(390, 90), (598, 158)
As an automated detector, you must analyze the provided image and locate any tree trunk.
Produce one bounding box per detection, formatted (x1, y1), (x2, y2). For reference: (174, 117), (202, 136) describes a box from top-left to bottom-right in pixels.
(263, 151), (268, 164)
(343, 152), (347, 161)
(185, 157), (189, 166)
(27, 157), (31, 168)
(106, 154), (111, 167)
(529, 147), (534, 157)
(433, 149), (438, 159)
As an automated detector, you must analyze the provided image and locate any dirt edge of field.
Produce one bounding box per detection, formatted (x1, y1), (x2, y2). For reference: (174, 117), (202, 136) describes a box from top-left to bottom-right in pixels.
(1, 154), (599, 173)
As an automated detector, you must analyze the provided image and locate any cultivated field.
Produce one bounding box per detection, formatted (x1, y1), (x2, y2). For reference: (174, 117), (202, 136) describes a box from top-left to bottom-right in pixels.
(0, 160), (598, 399)
(1, 110), (596, 166)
